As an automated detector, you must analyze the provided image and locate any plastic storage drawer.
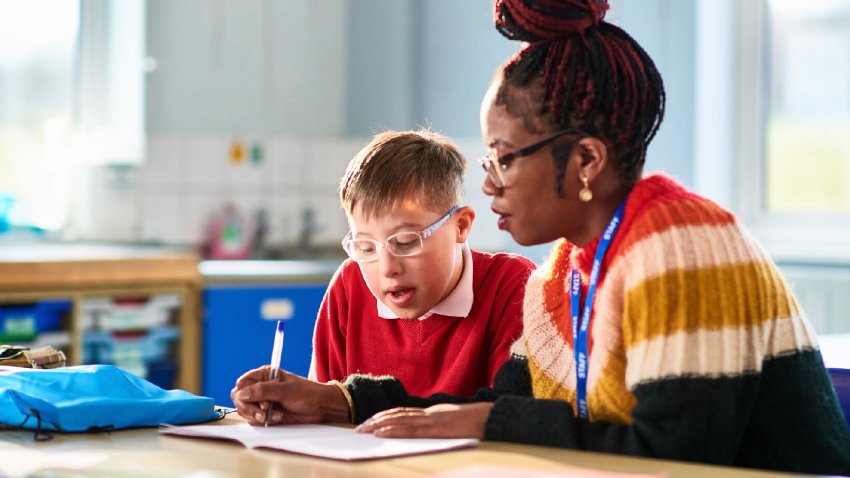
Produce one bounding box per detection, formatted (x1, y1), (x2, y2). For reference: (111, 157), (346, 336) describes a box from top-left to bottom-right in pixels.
(203, 284), (326, 407)
(0, 299), (71, 342)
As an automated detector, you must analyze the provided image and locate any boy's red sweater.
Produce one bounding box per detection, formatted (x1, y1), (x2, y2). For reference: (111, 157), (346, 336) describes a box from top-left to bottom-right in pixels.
(310, 250), (534, 397)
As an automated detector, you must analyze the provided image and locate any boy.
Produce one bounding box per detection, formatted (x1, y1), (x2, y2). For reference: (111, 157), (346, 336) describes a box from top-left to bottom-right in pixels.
(308, 130), (535, 396)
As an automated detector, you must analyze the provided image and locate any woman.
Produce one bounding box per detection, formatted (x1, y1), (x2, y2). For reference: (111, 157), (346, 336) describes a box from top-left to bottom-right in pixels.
(232, 0), (850, 474)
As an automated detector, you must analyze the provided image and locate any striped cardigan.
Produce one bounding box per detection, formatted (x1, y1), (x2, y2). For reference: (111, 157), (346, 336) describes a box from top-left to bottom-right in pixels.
(344, 174), (850, 475)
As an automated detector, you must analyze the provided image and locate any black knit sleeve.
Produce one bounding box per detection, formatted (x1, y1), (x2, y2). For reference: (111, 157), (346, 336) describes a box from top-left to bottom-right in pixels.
(344, 354), (532, 424)
(484, 351), (850, 476)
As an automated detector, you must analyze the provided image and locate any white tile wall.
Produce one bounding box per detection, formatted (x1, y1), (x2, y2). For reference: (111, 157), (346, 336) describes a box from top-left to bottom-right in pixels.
(302, 139), (364, 190)
(268, 138), (306, 189)
(183, 192), (225, 245)
(270, 192), (304, 245)
(184, 136), (228, 187)
(230, 192), (271, 239)
(300, 193), (348, 246)
(139, 134), (363, 250)
(136, 133), (517, 256)
(140, 191), (184, 244)
(141, 135), (186, 187)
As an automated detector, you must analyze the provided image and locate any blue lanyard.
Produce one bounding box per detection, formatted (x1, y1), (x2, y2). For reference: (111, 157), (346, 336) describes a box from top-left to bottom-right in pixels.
(570, 198), (627, 419)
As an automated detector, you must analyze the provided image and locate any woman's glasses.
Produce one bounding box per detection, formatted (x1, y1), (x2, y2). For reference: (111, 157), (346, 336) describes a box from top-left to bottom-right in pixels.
(479, 128), (588, 188)
(341, 205), (462, 263)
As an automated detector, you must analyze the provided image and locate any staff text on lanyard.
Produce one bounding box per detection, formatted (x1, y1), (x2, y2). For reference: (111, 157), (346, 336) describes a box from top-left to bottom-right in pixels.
(570, 198), (627, 419)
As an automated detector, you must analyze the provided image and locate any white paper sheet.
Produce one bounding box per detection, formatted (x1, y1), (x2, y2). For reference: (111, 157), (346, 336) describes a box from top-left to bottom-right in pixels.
(159, 423), (478, 461)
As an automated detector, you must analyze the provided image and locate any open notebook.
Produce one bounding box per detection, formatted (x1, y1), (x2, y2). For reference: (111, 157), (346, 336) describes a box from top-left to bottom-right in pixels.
(159, 422), (478, 461)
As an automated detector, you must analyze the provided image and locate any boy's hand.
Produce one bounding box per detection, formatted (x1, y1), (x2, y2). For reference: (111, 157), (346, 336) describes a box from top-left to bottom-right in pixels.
(230, 367), (350, 425)
(355, 402), (492, 439)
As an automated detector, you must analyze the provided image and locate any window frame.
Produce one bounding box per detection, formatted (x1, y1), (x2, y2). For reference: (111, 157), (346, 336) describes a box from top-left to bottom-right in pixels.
(736, 0), (850, 265)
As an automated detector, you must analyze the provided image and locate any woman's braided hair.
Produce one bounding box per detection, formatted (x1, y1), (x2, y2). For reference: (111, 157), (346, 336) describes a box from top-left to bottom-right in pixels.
(494, 0), (665, 190)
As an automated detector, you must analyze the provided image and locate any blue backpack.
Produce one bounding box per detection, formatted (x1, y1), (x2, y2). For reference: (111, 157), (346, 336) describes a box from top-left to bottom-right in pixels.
(0, 364), (220, 437)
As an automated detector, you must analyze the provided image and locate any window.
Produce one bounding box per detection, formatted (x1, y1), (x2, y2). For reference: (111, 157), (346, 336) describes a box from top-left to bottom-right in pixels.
(0, 0), (145, 234)
(734, 0), (850, 337)
(0, 0), (79, 230)
(765, 0), (850, 214)
(738, 0), (850, 262)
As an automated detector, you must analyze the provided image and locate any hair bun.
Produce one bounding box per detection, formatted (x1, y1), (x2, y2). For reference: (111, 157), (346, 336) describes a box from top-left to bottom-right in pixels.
(494, 0), (610, 41)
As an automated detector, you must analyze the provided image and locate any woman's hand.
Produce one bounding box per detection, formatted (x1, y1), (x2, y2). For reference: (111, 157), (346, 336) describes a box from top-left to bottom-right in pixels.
(355, 402), (493, 439)
(230, 366), (350, 426)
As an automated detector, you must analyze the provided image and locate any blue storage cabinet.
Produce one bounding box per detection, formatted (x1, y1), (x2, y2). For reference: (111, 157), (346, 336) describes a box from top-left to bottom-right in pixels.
(203, 283), (327, 407)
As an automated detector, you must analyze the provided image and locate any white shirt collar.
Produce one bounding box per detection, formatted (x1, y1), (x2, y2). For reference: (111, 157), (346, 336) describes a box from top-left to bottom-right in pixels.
(376, 242), (474, 320)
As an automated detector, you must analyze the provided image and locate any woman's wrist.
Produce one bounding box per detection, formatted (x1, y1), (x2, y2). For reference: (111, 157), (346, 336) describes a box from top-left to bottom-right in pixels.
(324, 380), (355, 424)
(469, 402), (494, 439)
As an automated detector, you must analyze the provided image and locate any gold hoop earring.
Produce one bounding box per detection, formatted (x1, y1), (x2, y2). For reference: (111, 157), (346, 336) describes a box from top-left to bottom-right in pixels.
(579, 176), (593, 202)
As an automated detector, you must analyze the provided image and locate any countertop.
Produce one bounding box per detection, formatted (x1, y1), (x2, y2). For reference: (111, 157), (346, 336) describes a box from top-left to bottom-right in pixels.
(0, 241), (194, 263)
(0, 241), (201, 291)
(200, 259), (342, 284)
(0, 239), (343, 286)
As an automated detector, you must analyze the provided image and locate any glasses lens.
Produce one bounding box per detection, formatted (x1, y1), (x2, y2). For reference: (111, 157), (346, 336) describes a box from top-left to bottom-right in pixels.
(386, 232), (423, 257)
(480, 157), (503, 188)
(345, 239), (379, 262)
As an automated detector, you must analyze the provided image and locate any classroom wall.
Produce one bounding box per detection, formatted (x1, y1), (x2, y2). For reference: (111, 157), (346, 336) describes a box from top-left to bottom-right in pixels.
(140, 0), (520, 252)
(145, 0), (348, 136)
(138, 0), (711, 261)
(88, 0), (850, 336)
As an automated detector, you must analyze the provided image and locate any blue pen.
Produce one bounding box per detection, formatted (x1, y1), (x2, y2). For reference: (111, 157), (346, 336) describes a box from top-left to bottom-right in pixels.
(264, 320), (285, 427)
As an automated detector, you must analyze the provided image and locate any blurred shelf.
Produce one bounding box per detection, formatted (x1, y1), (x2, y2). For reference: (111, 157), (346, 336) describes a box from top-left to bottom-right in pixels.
(0, 241), (201, 393)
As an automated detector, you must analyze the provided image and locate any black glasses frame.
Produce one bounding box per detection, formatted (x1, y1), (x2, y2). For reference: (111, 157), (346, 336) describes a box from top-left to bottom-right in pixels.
(479, 128), (589, 188)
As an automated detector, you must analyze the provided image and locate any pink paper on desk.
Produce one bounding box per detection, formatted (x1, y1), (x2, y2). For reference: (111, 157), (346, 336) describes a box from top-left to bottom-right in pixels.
(431, 465), (663, 478)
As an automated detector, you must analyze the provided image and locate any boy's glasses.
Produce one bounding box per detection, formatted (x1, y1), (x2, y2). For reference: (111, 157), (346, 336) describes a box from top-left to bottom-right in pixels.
(342, 205), (462, 263)
(478, 128), (588, 189)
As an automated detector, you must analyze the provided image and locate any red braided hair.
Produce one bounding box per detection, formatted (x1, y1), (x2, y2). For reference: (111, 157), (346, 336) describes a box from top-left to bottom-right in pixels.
(493, 0), (665, 189)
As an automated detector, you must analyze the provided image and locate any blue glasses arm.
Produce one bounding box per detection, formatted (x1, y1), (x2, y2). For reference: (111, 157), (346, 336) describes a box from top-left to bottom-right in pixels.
(421, 205), (462, 239)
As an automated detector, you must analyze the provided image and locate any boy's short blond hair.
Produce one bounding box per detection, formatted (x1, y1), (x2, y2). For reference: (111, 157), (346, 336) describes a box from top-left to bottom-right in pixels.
(339, 130), (467, 220)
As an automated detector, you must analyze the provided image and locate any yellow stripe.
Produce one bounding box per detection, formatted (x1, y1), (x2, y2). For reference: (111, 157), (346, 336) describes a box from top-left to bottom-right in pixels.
(528, 344), (637, 423)
(623, 260), (800, 347)
(528, 354), (576, 409)
(587, 351), (636, 424)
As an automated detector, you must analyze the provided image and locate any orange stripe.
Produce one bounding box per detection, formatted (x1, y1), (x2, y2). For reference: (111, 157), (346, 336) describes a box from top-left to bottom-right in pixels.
(542, 240), (575, 345)
(618, 198), (736, 257)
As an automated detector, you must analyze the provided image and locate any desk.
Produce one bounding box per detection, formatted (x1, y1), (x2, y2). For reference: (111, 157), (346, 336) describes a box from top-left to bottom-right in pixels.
(0, 415), (828, 478)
